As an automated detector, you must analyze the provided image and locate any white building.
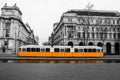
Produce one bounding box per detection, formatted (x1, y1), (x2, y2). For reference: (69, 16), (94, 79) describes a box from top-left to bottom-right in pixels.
(50, 9), (120, 55)
(0, 3), (38, 55)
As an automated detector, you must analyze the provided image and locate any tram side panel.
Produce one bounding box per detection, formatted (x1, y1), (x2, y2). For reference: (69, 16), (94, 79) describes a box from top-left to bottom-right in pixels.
(18, 46), (104, 58)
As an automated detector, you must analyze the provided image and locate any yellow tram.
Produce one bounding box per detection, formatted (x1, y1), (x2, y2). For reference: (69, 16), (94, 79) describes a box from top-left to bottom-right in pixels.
(18, 45), (104, 58)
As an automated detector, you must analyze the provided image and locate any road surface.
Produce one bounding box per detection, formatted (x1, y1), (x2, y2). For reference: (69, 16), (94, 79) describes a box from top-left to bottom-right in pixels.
(0, 63), (120, 80)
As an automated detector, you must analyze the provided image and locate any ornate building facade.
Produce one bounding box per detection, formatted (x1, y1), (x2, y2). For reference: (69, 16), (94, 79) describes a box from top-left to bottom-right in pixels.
(50, 9), (120, 55)
(0, 4), (38, 55)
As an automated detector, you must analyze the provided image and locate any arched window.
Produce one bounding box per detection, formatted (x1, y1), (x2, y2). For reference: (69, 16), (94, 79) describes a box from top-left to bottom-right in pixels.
(68, 42), (73, 47)
(79, 42), (84, 46)
(97, 42), (103, 47)
(88, 42), (94, 46)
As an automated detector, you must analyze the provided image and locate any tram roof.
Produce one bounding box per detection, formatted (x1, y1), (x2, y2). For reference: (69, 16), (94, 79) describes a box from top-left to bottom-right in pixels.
(19, 45), (51, 48)
(19, 45), (102, 49)
(52, 46), (71, 48)
(73, 46), (102, 49)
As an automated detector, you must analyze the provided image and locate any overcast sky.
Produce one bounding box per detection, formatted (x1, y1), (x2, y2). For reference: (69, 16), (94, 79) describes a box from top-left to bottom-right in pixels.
(0, 0), (120, 45)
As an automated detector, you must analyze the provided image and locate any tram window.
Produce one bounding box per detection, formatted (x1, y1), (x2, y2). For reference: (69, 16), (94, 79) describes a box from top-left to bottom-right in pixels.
(19, 48), (21, 52)
(65, 48), (70, 52)
(36, 48), (40, 52)
(22, 48), (26, 52)
(54, 48), (59, 52)
(101, 49), (103, 52)
(41, 48), (45, 52)
(97, 49), (100, 52)
(27, 48), (31, 52)
(46, 48), (50, 52)
(88, 49), (92, 52)
(84, 49), (87, 52)
(96, 49), (97, 52)
(74, 48), (78, 52)
(61, 49), (64, 52)
(79, 49), (83, 52)
(31, 48), (35, 52)
(93, 49), (96, 52)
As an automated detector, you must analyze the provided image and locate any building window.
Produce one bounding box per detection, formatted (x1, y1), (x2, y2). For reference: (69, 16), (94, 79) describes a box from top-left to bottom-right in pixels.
(92, 27), (94, 31)
(77, 32), (81, 38)
(100, 27), (103, 32)
(5, 34), (9, 37)
(96, 27), (99, 31)
(109, 33), (112, 39)
(118, 28), (120, 32)
(67, 26), (75, 39)
(5, 23), (10, 38)
(6, 23), (10, 29)
(4, 41), (8, 48)
(82, 32), (85, 39)
(118, 33), (120, 39)
(114, 33), (116, 39)
(96, 33), (99, 39)
(117, 20), (120, 24)
(114, 20), (117, 25)
(68, 18), (72, 23)
(91, 33), (94, 38)
(68, 32), (74, 38)
(4, 41), (8, 46)
(113, 28), (116, 32)
(87, 32), (90, 38)
(78, 27), (81, 30)
(105, 33), (107, 39)
(5, 29), (10, 37)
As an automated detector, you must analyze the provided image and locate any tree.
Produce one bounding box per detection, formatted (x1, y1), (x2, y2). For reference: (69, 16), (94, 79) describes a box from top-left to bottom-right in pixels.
(82, 3), (94, 46)
(35, 36), (39, 43)
(85, 2), (94, 10)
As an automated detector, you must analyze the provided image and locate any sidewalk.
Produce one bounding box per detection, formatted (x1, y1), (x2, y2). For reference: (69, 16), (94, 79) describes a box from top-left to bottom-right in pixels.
(0, 53), (17, 57)
(104, 55), (120, 58)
